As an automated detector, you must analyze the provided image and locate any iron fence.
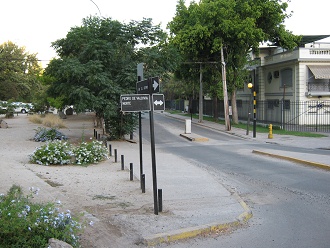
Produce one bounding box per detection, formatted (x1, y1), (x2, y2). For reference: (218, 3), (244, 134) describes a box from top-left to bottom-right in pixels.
(166, 99), (330, 133)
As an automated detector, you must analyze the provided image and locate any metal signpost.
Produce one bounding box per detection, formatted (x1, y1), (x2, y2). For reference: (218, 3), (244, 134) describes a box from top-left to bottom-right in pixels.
(137, 63), (144, 192)
(121, 76), (163, 215)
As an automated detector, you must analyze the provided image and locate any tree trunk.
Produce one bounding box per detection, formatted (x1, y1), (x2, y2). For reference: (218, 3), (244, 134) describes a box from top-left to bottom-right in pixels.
(213, 96), (218, 122)
(231, 90), (239, 124)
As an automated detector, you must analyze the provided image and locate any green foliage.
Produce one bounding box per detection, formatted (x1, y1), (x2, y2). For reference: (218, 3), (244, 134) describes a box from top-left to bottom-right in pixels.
(0, 41), (43, 102)
(73, 141), (108, 165)
(168, 0), (301, 120)
(0, 185), (81, 247)
(30, 140), (108, 166)
(44, 16), (180, 139)
(104, 111), (138, 140)
(34, 127), (68, 142)
(30, 140), (73, 165)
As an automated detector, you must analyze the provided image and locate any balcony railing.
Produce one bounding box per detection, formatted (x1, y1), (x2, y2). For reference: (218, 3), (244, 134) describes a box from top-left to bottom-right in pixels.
(264, 48), (330, 66)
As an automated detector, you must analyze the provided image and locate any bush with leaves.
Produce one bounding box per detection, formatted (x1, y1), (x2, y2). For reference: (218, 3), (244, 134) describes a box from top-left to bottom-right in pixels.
(34, 127), (68, 142)
(30, 140), (73, 165)
(30, 140), (108, 166)
(73, 141), (108, 165)
(0, 185), (81, 247)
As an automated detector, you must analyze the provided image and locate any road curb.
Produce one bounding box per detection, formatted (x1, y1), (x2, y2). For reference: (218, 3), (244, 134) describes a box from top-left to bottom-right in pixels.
(142, 194), (252, 246)
(179, 133), (209, 142)
(252, 150), (330, 171)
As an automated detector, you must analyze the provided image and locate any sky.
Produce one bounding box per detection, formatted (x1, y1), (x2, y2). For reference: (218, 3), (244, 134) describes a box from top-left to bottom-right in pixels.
(1, 0), (329, 67)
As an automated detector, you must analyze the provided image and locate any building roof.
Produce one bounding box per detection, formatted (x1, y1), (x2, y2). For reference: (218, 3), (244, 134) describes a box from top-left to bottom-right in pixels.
(299, 35), (330, 47)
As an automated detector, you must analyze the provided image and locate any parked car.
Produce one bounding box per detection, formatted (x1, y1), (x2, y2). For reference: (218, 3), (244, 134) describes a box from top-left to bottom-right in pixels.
(0, 101), (8, 110)
(12, 102), (34, 114)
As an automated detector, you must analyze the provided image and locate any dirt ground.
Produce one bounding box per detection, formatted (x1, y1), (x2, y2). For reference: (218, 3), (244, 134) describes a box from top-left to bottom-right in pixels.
(0, 113), (157, 247)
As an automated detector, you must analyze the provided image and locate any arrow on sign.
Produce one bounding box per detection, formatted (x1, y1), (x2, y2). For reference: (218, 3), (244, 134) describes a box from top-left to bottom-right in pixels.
(154, 100), (163, 106)
(153, 79), (159, 91)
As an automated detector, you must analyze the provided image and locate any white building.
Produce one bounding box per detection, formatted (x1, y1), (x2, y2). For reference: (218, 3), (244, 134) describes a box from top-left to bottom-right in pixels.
(237, 35), (330, 128)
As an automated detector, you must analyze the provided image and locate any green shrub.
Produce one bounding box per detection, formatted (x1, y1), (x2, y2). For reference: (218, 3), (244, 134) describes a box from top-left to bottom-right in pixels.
(30, 140), (108, 166)
(34, 127), (68, 142)
(30, 140), (73, 165)
(73, 141), (108, 165)
(0, 185), (81, 247)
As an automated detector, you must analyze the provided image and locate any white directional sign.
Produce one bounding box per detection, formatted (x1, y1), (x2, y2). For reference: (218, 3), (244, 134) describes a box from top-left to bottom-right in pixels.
(121, 94), (151, 112)
(152, 94), (165, 111)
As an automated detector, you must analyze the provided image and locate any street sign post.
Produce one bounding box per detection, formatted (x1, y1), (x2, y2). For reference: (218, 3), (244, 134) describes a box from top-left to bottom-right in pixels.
(152, 94), (165, 111)
(132, 75), (162, 215)
(120, 94), (150, 112)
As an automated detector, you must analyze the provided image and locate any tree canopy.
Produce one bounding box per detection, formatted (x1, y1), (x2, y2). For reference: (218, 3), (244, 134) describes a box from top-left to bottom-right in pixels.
(45, 16), (180, 139)
(168, 0), (301, 122)
(0, 41), (43, 102)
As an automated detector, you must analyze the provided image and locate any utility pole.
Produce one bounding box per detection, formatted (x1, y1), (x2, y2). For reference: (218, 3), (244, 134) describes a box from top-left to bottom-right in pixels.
(221, 46), (231, 131)
(199, 63), (203, 123)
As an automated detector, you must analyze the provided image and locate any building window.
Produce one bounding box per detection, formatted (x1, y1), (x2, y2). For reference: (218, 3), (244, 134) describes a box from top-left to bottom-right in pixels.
(268, 100), (274, 109)
(280, 68), (293, 87)
(283, 100), (290, 110)
(267, 100), (279, 109)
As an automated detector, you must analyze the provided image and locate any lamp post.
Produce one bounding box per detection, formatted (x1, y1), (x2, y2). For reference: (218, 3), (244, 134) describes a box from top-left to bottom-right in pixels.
(252, 78), (257, 138)
(246, 83), (253, 135)
(247, 66), (257, 138)
(253, 87), (257, 138)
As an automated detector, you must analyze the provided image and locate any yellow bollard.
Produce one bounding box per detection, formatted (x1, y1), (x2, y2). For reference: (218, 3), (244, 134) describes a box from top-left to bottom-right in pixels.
(268, 124), (273, 139)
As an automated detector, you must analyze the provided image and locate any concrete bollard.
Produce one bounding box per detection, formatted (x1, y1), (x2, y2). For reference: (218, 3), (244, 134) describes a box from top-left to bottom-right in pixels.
(185, 119), (191, 134)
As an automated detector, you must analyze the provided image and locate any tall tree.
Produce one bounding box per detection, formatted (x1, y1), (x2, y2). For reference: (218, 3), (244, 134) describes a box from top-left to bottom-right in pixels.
(168, 0), (301, 123)
(45, 16), (180, 139)
(0, 41), (42, 101)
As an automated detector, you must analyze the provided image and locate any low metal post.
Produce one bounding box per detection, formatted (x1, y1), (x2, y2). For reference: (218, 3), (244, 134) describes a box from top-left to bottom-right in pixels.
(130, 163), (133, 181)
(114, 149), (117, 162)
(121, 155), (124, 170)
(141, 174), (145, 193)
(109, 144), (112, 156)
(95, 131), (98, 139)
(158, 189), (163, 212)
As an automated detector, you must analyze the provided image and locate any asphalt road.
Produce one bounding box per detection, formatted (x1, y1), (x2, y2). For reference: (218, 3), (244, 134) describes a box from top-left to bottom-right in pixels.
(141, 112), (330, 248)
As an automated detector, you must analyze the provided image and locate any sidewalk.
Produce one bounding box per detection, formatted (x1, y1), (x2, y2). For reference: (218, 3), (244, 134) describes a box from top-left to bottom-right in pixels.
(110, 138), (251, 246)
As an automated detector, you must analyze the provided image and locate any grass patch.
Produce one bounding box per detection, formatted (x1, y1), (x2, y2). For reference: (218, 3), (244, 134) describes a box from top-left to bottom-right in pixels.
(29, 114), (66, 128)
(166, 110), (327, 138)
(28, 114), (43, 124)
(92, 195), (116, 200)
